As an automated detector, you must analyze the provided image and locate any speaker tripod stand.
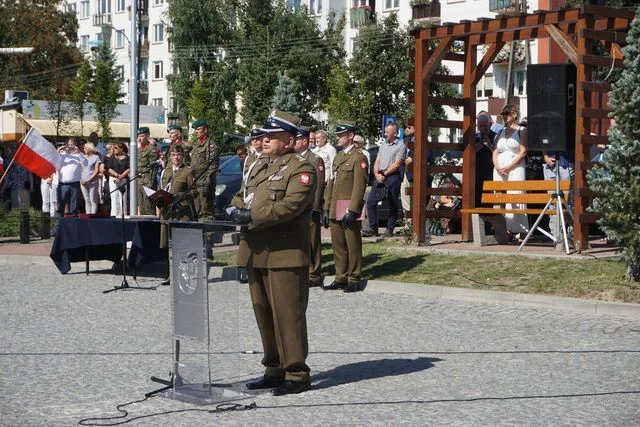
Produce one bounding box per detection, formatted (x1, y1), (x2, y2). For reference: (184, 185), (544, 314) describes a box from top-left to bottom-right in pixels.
(518, 157), (573, 254)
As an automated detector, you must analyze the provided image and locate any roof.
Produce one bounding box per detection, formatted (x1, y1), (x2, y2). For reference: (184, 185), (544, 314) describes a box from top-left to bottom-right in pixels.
(22, 117), (167, 139)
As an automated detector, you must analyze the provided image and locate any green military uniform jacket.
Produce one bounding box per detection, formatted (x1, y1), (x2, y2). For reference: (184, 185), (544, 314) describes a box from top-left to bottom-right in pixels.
(324, 146), (368, 219)
(163, 141), (191, 168)
(190, 134), (219, 190)
(138, 142), (159, 188)
(232, 151), (317, 269)
(302, 150), (325, 213)
(159, 164), (196, 248)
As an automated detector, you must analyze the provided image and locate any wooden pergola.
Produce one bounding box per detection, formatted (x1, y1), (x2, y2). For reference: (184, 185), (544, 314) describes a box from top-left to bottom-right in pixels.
(408, 5), (635, 250)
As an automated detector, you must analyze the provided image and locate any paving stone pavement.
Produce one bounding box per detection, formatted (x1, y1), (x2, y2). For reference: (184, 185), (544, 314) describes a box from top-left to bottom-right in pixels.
(1, 264), (639, 426)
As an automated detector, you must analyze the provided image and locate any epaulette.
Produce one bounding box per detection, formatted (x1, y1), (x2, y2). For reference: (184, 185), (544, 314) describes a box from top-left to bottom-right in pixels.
(294, 153), (306, 162)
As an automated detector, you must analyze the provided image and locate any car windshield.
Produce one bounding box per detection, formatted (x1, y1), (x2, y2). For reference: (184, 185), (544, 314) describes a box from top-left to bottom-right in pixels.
(219, 155), (242, 174)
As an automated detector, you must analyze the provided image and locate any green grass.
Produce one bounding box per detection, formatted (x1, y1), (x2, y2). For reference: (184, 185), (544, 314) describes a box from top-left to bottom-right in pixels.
(213, 241), (640, 303)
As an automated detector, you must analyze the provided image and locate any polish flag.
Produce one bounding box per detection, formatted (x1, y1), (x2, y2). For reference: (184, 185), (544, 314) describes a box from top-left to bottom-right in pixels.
(13, 128), (61, 178)
(0, 154), (4, 175)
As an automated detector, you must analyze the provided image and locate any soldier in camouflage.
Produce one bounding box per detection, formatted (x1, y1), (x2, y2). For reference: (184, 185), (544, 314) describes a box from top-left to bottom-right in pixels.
(189, 119), (219, 220)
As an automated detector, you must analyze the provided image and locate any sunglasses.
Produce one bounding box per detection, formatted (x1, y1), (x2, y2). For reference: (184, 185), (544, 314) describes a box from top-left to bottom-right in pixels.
(501, 111), (512, 116)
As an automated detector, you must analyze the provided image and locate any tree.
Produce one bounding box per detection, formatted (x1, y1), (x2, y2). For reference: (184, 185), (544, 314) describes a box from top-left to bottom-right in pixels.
(69, 59), (93, 136)
(586, 8), (640, 281)
(271, 72), (302, 116)
(0, 0), (83, 99)
(92, 43), (123, 141)
(323, 63), (355, 130)
(348, 14), (415, 139)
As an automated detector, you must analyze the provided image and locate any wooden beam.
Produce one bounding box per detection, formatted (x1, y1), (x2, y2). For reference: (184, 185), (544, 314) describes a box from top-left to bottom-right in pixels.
(581, 134), (608, 145)
(430, 165), (463, 174)
(580, 107), (614, 119)
(412, 37), (429, 245)
(582, 4), (636, 20)
(472, 40), (505, 85)
(581, 55), (624, 68)
(581, 28), (628, 44)
(545, 24), (578, 65)
(428, 96), (468, 107)
(423, 37), (455, 80)
(579, 81), (612, 92)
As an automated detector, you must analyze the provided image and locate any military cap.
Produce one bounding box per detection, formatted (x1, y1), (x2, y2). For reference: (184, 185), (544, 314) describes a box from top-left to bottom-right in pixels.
(169, 144), (185, 154)
(191, 119), (208, 129)
(167, 124), (182, 132)
(335, 120), (358, 134)
(296, 126), (310, 138)
(137, 126), (150, 134)
(249, 128), (265, 139)
(260, 109), (302, 136)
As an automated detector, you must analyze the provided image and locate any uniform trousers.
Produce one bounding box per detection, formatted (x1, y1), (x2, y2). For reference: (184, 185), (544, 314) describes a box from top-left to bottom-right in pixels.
(329, 219), (362, 284)
(247, 266), (310, 383)
(195, 185), (214, 219)
(137, 182), (156, 215)
(309, 216), (322, 284)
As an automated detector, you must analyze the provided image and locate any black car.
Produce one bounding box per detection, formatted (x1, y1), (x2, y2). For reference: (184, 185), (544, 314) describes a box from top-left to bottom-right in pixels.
(213, 155), (243, 219)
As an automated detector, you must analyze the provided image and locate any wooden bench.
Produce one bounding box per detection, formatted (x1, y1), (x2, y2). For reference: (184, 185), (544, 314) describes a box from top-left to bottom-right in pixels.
(460, 180), (571, 246)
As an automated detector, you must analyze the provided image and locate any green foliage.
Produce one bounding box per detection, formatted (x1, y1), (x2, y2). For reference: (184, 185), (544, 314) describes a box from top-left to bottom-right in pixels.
(271, 72), (302, 116)
(323, 63), (355, 130)
(0, 0), (83, 99)
(586, 8), (640, 281)
(69, 59), (93, 135)
(92, 43), (123, 142)
(0, 205), (52, 238)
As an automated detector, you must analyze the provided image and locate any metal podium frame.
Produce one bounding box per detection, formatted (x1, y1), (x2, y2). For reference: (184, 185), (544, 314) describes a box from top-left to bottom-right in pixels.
(160, 220), (247, 405)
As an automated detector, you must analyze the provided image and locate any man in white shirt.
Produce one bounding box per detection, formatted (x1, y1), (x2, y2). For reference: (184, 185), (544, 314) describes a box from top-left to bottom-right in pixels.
(312, 130), (336, 183)
(56, 137), (87, 217)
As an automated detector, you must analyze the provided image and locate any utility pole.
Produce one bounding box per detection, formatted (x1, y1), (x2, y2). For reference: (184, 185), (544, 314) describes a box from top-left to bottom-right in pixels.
(129, 0), (139, 215)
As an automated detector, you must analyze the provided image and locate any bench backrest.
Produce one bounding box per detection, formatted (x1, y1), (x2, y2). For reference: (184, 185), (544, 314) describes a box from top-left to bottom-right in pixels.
(481, 180), (571, 205)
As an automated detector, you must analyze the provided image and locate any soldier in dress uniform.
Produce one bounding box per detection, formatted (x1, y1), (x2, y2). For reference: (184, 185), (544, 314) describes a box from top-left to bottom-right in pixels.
(189, 119), (219, 220)
(229, 110), (316, 396)
(157, 144), (196, 285)
(165, 125), (190, 167)
(137, 126), (160, 215)
(321, 120), (368, 293)
(295, 125), (326, 287)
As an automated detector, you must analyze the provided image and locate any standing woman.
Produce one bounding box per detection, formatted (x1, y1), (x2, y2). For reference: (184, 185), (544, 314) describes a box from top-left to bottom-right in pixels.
(80, 142), (102, 214)
(492, 104), (529, 239)
(107, 142), (130, 217)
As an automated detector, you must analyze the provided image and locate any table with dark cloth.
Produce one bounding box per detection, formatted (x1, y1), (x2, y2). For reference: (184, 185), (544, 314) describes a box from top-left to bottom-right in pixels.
(50, 217), (167, 274)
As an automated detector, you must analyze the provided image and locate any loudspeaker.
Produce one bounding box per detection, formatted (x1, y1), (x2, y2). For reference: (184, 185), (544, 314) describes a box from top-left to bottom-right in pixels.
(526, 63), (576, 152)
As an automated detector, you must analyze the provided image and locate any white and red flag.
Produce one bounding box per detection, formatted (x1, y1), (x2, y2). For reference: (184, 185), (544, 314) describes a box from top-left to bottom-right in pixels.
(0, 154), (4, 175)
(12, 128), (61, 178)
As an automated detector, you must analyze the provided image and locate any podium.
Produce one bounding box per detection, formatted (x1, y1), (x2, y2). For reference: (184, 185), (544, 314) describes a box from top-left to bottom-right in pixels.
(161, 221), (248, 405)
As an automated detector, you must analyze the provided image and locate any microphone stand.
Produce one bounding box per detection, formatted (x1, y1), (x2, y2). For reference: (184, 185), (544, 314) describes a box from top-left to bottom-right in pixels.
(103, 162), (158, 294)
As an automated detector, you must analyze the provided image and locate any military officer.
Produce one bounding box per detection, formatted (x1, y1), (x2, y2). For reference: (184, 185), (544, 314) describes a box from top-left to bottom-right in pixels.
(243, 128), (265, 182)
(295, 126), (325, 287)
(157, 145), (196, 285)
(229, 110), (316, 396)
(137, 126), (160, 215)
(189, 119), (219, 220)
(321, 120), (368, 293)
(165, 124), (190, 167)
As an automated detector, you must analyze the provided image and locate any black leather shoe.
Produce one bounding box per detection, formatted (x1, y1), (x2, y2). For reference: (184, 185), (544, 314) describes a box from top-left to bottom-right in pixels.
(246, 375), (284, 390)
(344, 282), (360, 293)
(160, 277), (170, 286)
(361, 226), (378, 237)
(309, 278), (324, 287)
(322, 281), (347, 291)
(272, 380), (311, 396)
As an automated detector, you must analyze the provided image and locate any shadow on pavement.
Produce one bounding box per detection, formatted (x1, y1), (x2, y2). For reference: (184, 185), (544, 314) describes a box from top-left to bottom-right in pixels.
(311, 357), (442, 390)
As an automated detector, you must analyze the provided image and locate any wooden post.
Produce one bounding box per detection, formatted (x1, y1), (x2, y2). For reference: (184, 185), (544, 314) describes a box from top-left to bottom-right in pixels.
(461, 37), (477, 241)
(412, 37), (430, 244)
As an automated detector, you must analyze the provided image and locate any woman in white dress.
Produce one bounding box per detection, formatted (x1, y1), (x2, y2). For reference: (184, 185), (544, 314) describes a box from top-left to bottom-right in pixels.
(492, 104), (529, 238)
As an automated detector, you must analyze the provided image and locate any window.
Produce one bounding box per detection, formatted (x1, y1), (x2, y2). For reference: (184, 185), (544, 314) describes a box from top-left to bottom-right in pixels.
(153, 61), (163, 79)
(80, 35), (89, 52)
(385, 0), (399, 9)
(66, 3), (76, 14)
(98, 0), (111, 14)
(515, 70), (526, 96)
(316, 0), (322, 13)
(116, 0), (125, 12)
(152, 98), (163, 106)
(80, 0), (89, 18)
(153, 0), (164, 5)
(153, 24), (164, 43)
(116, 66), (124, 80)
(287, 0), (301, 11)
(476, 73), (494, 98)
(115, 31), (125, 49)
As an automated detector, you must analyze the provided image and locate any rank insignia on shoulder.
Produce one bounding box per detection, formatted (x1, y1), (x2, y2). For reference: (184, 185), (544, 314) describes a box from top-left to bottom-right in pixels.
(295, 154), (306, 162)
(361, 161), (368, 169)
(300, 173), (311, 185)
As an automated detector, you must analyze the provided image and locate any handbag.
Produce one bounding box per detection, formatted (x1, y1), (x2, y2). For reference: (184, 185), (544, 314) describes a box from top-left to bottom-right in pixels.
(371, 185), (388, 203)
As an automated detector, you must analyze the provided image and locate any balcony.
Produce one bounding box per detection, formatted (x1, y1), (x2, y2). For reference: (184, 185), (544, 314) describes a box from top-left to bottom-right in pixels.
(138, 79), (149, 94)
(93, 13), (112, 27)
(489, 0), (521, 15)
(139, 41), (149, 58)
(411, 1), (440, 25)
(350, 6), (374, 29)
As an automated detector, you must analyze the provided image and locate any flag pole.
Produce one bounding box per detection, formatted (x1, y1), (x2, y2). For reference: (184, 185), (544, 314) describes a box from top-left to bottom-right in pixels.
(0, 137), (25, 187)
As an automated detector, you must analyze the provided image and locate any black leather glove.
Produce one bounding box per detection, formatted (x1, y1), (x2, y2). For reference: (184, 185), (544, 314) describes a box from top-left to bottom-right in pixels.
(321, 210), (330, 229)
(311, 211), (321, 223)
(342, 210), (358, 226)
(229, 208), (251, 225)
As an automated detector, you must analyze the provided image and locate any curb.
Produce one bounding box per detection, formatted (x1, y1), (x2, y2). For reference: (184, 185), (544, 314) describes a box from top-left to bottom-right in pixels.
(3, 255), (639, 319)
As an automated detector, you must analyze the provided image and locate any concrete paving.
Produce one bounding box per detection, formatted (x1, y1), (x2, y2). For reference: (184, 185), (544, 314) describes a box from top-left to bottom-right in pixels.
(1, 261), (639, 425)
